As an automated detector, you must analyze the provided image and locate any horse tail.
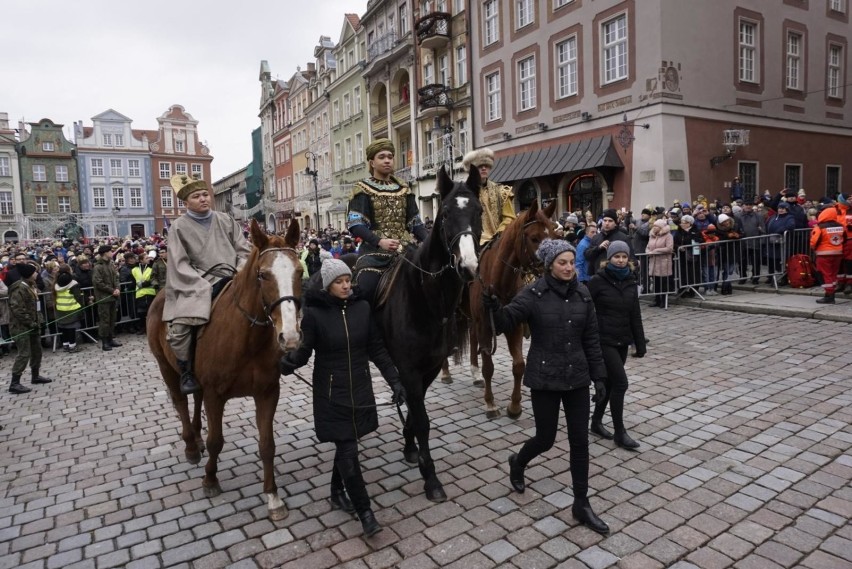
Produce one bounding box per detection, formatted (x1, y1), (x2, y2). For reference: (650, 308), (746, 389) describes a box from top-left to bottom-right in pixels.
(451, 308), (470, 366)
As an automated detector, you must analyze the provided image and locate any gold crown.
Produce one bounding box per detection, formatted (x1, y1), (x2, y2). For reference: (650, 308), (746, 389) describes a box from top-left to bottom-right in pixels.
(170, 173), (208, 201)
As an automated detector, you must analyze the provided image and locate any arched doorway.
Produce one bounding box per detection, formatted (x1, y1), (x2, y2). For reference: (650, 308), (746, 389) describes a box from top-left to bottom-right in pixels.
(3, 230), (19, 243)
(565, 173), (605, 218)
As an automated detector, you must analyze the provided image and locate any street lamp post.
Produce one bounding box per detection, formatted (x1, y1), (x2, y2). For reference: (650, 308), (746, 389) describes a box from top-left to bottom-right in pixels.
(304, 151), (320, 231)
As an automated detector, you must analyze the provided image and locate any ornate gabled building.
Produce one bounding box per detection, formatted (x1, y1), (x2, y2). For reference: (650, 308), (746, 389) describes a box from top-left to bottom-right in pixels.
(0, 113), (24, 242)
(75, 109), (153, 238)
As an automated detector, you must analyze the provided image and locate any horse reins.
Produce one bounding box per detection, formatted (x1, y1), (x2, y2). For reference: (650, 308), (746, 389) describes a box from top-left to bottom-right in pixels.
(229, 247), (302, 327)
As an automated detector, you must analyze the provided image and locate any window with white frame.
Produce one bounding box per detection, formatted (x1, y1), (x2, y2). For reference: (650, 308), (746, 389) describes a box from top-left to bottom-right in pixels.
(439, 54), (450, 85)
(175, 140), (185, 153)
(739, 20), (758, 83)
(91, 158), (104, 176)
(177, 198), (185, 209)
(354, 87), (362, 113)
(93, 187), (106, 208)
(58, 196), (71, 213)
(345, 138), (352, 168)
(424, 62), (434, 85)
(33, 165), (46, 181)
(0, 191), (12, 215)
(456, 0), (466, 13)
(35, 196), (48, 213)
(55, 165), (69, 182)
(516, 0), (534, 28)
(486, 71), (502, 121)
(130, 187), (142, 208)
(335, 143), (342, 171)
(518, 56), (536, 110)
(114, 134), (124, 147)
(0, 157), (9, 177)
(128, 159), (140, 177)
(343, 94), (351, 119)
(457, 118), (468, 154)
(456, 45), (467, 86)
(160, 187), (173, 209)
(175, 163), (187, 175)
(112, 186), (125, 209)
(355, 133), (363, 161)
(554, 0), (574, 8)
(192, 164), (202, 178)
(602, 14), (628, 83)
(826, 166), (841, 195)
(484, 0), (499, 46)
(159, 162), (171, 179)
(42, 141), (54, 152)
(333, 100), (340, 125)
(786, 32), (802, 90)
(425, 130), (434, 164)
(400, 3), (409, 35)
(830, 0), (844, 12)
(110, 159), (122, 177)
(436, 0), (446, 10)
(784, 164), (802, 191)
(556, 36), (579, 98)
(828, 44), (843, 98)
(103, 133), (113, 146)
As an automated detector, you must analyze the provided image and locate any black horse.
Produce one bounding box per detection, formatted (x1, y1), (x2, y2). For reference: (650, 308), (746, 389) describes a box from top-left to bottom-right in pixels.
(376, 166), (483, 502)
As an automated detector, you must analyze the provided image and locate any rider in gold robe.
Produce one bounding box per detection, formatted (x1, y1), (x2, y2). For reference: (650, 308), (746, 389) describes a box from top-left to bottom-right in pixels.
(462, 148), (516, 246)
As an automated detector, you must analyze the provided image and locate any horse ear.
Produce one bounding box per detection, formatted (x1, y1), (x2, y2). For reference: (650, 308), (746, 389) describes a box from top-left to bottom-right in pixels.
(283, 220), (300, 248)
(249, 219), (268, 249)
(465, 165), (481, 192)
(543, 199), (557, 219)
(528, 199), (539, 217)
(437, 166), (453, 199)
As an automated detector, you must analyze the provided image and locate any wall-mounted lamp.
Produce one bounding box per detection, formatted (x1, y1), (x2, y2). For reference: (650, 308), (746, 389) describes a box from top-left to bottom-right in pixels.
(581, 112), (592, 121)
(502, 132), (512, 141)
(617, 113), (650, 151)
(537, 122), (548, 131)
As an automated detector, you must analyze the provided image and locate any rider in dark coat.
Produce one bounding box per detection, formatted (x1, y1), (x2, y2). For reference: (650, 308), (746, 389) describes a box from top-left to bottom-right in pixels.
(281, 259), (405, 538)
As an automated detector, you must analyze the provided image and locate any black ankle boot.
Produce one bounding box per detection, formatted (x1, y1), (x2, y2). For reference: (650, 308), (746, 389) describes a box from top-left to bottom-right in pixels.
(102, 340), (112, 351)
(330, 469), (355, 514)
(572, 497), (609, 535)
(614, 430), (640, 450)
(590, 420), (614, 440)
(108, 337), (122, 347)
(358, 509), (382, 537)
(8, 374), (31, 394)
(508, 453), (525, 493)
(177, 360), (201, 394)
(31, 370), (53, 384)
(816, 294), (835, 304)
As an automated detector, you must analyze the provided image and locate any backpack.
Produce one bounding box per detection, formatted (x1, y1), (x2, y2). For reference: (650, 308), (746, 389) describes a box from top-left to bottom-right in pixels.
(786, 254), (815, 289)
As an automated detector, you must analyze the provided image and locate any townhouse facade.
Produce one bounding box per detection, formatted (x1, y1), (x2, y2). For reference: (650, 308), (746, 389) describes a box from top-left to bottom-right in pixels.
(75, 110), (154, 238)
(212, 165), (249, 222)
(0, 113), (24, 242)
(269, 73), (295, 230)
(468, 0), (851, 216)
(305, 36), (336, 230)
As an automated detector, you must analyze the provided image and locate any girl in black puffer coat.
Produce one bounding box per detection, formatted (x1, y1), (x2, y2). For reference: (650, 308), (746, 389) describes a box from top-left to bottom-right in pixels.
(280, 259), (405, 538)
(588, 241), (647, 450)
(484, 239), (610, 535)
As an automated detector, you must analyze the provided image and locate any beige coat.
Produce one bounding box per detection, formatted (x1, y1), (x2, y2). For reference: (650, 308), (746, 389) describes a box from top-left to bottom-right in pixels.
(163, 211), (251, 322)
(646, 223), (674, 277)
(0, 278), (9, 326)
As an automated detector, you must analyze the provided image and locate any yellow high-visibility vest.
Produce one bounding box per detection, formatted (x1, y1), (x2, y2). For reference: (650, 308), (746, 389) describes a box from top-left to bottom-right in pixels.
(55, 288), (82, 313)
(132, 266), (156, 298)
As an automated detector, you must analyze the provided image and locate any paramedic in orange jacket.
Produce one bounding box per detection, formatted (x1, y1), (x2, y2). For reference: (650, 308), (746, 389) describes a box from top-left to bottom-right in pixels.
(810, 207), (845, 304)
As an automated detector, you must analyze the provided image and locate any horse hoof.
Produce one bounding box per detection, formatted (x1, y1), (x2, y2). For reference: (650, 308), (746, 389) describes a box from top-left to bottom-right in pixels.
(473, 379), (485, 388)
(404, 450), (419, 465)
(425, 486), (447, 503)
(185, 450), (202, 465)
(506, 407), (523, 420)
(441, 375), (453, 384)
(485, 408), (502, 419)
(269, 505), (289, 521)
(203, 483), (222, 498)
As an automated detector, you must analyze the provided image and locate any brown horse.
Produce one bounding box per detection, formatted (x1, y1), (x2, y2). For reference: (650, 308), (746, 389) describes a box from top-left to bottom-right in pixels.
(468, 199), (557, 418)
(147, 219), (303, 520)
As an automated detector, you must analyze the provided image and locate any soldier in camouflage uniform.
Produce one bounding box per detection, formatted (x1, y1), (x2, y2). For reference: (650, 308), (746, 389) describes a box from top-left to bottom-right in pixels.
(8, 262), (53, 394)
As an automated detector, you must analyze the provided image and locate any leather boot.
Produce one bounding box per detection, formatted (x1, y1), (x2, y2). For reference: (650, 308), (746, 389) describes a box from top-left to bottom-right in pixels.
(614, 430), (640, 450)
(177, 360), (201, 394)
(329, 467), (355, 514)
(358, 509), (382, 537)
(508, 453), (525, 493)
(31, 369), (53, 384)
(339, 458), (381, 536)
(108, 337), (122, 347)
(590, 420), (614, 440)
(9, 374), (31, 394)
(815, 293), (835, 304)
(572, 497), (610, 535)
(102, 340), (112, 351)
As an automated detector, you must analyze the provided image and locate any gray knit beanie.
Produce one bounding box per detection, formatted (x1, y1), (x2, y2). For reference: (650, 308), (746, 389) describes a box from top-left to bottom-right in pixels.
(536, 239), (577, 268)
(606, 240), (631, 260)
(321, 259), (352, 289)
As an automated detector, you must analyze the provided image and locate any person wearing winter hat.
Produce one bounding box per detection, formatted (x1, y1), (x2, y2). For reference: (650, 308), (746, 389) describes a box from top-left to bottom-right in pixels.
(54, 269), (86, 352)
(162, 173), (252, 395)
(711, 213), (742, 295)
(584, 209), (633, 275)
(588, 237), (646, 451)
(645, 218), (674, 307)
(348, 138), (428, 305)
(8, 262), (53, 394)
(93, 245), (121, 351)
(482, 238), (610, 535)
(280, 257), (405, 538)
(766, 199), (797, 282)
(462, 147), (516, 245)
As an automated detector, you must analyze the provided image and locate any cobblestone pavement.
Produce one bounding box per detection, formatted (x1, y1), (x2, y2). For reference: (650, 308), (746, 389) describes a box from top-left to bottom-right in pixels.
(1, 306), (851, 569)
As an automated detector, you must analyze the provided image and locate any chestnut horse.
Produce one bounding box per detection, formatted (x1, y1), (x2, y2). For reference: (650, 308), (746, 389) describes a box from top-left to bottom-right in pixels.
(148, 219), (303, 520)
(468, 199), (557, 418)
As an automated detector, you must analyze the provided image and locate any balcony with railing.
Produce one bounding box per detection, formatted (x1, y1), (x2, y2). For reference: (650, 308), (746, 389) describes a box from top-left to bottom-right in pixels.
(366, 31), (399, 63)
(415, 12), (451, 49)
(418, 84), (453, 119)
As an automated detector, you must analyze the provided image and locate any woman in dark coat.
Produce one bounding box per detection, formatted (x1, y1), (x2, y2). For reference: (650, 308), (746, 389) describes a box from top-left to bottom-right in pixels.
(587, 241), (647, 450)
(280, 259), (405, 537)
(484, 239), (609, 535)
(672, 215), (704, 297)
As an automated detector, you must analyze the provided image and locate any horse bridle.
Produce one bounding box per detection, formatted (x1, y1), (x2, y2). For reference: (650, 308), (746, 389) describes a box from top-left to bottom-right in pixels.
(237, 247), (302, 327)
(498, 219), (546, 280)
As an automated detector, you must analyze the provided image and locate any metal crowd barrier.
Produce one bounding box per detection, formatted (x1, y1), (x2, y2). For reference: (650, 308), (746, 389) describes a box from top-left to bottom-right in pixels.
(0, 281), (142, 351)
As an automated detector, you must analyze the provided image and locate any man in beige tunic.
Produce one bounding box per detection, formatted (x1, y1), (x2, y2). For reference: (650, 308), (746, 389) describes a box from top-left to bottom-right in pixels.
(462, 148), (516, 245)
(163, 174), (251, 394)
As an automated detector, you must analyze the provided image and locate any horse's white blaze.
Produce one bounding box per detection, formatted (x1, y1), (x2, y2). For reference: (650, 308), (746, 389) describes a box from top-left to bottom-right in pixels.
(266, 492), (285, 512)
(455, 196), (470, 209)
(270, 254), (300, 348)
(458, 229), (478, 272)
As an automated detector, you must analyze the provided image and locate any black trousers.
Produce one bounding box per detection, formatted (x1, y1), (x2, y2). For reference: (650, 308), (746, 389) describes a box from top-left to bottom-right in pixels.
(593, 344), (629, 432)
(333, 439), (371, 513)
(516, 388), (590, 500)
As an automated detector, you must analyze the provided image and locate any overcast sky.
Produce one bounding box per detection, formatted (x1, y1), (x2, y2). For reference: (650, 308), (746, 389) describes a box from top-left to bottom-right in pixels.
(3, 0), (365, 181)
